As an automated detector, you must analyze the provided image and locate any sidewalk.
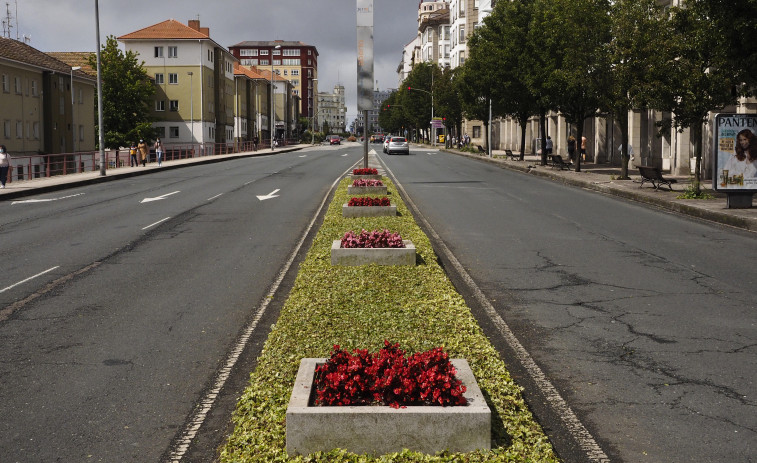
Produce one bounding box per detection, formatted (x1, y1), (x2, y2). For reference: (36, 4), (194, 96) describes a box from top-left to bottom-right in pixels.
(442, 147), (757, 233)
(0, 144), (306, 201)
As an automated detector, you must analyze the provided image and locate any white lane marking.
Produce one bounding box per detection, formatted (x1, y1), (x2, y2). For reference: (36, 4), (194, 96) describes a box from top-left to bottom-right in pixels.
(142, 217), (171, 230)
(341, 153), (349, 157)
(299, 155), (307, 157)
(207, 194), (223, 201)
(140, 191), (180, 203)
(0, 266), (60, 294)
(166, 169), (347, 463)
(256, 189), (280, 201)
(11, 193), (84, 205)
(379, 159), (611, 463)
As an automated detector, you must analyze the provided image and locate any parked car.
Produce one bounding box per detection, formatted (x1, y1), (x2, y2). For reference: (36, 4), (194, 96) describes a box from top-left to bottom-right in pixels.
(382, 135), (392, 153)
(328, 135), (341, 145)
(386, 137), (409, 155)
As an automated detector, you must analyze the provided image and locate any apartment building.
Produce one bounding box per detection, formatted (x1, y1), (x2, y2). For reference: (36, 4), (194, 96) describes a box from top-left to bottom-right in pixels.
(119, 19), (237, 146)
(316, 84), (346, 133)
(229, 41), (318, 123)
(0, 37), (96, 166)
(419, 1), (451, 68)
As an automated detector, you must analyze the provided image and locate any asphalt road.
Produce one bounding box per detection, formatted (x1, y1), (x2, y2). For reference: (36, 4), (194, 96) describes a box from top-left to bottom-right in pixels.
(380, 146), (757, 462)
(0, 144), (360, 462)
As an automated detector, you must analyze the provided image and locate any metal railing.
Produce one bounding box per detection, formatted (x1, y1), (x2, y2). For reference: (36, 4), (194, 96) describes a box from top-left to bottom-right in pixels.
(4, 138), (298, 184)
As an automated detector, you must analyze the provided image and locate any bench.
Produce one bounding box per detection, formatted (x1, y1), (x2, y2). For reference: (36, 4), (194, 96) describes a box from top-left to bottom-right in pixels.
(638, 165), (677, 191)
(505, 149), (520, 161)
(549, 154), (572, 170)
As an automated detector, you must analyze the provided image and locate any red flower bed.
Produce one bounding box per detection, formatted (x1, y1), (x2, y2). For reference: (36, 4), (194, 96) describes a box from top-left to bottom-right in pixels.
(347, 197), (391, 207)
(340, 229), (405, 248)
(314, 341), (468, 408)
(353, 168), (378, 175)
(352, 179), (384, 187)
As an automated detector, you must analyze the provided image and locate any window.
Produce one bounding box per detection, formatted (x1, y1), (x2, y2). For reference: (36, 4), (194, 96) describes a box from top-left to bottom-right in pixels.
(59, 95), (65, 115)
(459, 26), (466, 43)
(291, 69), (299, 76)
(169, 126), (179, 138)
(169, 73), (178, 84)
(273, 48), (281, 55)
(283, 70), (288, 76)
(155, 46), (164, 58)
(283, 49), (299, 56)
(260, 59), (269, 66)
(241, 49), (258, 56)
(3, 120), (10, 138)
(34, 122), (40, 139)
(156, 100), (165, 111)
(273, 60), (281, 66)
(292, 80), (299, 87)
(16, 121), (23, 138)
(168, 46), (178, 58)
(282, 59), (300, 66)
(1, 74), (8, 92)
(260, 49), (269, 55)
(208, 50), (214, 62)
(155, 73), (164, 84)
(169, 100), (179, 111)
(459, 51), (466, 66)
(241, 59), (259, 66)
(473, 126), (481, 138)
(15, 76), (22, 94)
(78, 124), (83, 141)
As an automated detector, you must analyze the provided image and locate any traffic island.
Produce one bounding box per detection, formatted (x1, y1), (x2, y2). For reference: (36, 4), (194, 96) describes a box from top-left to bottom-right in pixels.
(286, 358), (491, 456)
(342, 203), (397, 217)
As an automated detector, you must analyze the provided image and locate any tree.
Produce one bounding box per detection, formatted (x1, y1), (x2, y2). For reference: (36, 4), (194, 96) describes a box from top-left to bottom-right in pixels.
(402, 63), (435, 142)
(474, 0), (539, 160)
(530, 0), (612, 171)
(652, 0), (745, 194)
(88, 36), (155, 149)
(606, 0), (672, 179)
(434, 67), (463, 148)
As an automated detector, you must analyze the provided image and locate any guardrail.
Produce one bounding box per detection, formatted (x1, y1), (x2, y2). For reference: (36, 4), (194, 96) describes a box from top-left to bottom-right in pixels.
(4, 138), (298, 184)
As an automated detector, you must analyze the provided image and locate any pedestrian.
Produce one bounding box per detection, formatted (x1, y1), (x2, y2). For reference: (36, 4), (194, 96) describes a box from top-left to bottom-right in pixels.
(129, 142), (138, 167)
(618, 143), (634, 164)
(545, 136), (553, 156)
(253, 135), (259, 151)
(0, 145), (11, 189)
(581, 136), (587, 161)
(154, 138), (163, 166)
(567, 136), (576, 162)
(138, 139), (148, 167)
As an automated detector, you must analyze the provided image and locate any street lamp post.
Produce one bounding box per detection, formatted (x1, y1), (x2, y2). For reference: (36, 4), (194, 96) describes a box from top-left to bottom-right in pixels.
(94, 0), (106, 176)
(310, 78), (318, 144)
(187, 71), (194, 144)
(270, 44), (281, 151)
(70, 66), (81, 153)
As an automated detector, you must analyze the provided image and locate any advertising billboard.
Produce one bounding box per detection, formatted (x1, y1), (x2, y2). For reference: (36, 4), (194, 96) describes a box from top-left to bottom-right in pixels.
(714, 113), (757, 192)
(356, 0), (374, 112)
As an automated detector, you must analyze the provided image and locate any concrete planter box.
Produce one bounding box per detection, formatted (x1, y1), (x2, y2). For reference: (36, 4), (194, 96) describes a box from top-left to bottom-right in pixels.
(331, 240), (415, 266)
(347, 186), (388, 195)
(350, 174), (383, 181)
(286, 358), (490, 456)
(342, 203), (397, 217)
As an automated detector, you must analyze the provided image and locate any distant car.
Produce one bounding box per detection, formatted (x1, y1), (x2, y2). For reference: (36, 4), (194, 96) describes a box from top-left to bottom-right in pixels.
(328, 135), (340, 145)
(386, 137), (409, 155)
(370, 134), (384, 143)
(383, 135), (392, 153)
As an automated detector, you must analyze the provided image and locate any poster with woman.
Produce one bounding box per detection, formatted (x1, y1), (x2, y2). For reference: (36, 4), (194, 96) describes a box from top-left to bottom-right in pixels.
(714, 114), (757, 191)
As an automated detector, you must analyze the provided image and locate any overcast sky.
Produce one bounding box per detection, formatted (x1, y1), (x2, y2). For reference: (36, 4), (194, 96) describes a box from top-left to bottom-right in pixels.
(12, 0), (419, 125)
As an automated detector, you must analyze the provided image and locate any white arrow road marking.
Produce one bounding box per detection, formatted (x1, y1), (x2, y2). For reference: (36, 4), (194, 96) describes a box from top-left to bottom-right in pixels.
(142, 217), (171, 230)
(140, 191), (180, 203)
(256, 189), (280, 201)
(11, 193), (84, 205)
(341, 153), (349, 157)
(0, 266), (59, 294)
(299, 155), (307, 157)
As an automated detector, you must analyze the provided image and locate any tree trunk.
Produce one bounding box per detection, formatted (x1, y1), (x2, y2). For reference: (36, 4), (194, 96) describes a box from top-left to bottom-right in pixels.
(619, 111), (631, 180)
(540, 109), (547, 166)
(692, 122), (702, 195)
(484, 122), (489, 154)
(520, 122), (527, 161)
(575, 120), (583, 173)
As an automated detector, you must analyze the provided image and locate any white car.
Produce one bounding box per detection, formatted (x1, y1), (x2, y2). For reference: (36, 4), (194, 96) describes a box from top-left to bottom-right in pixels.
(386, 137), (409, 155)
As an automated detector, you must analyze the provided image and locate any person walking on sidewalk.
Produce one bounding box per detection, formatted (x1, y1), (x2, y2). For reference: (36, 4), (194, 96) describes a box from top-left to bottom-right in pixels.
(545, 136), (553, 156)
(253, 135), (259, 151)
(138, 139), (148, 167)
(154, 138), (163, 166)
(0, 145), (11, 188)
(129, 142), (138, 167)
(567, 136), (576, 162)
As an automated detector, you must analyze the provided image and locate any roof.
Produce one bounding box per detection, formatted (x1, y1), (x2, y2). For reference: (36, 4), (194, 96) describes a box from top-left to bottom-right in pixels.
(118, 19), (209, 40)
(47, 52), (97, 77)
(253, 66), (289, 84)
(233, 63), (267, 80)
(0, 37), (93, 80)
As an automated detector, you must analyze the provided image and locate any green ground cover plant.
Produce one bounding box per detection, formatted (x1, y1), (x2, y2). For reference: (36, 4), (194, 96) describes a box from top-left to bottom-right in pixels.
(220, 176), (558, 462)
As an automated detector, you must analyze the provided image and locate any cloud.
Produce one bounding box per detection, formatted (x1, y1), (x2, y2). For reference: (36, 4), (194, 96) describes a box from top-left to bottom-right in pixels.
(15, 0), (418, 125)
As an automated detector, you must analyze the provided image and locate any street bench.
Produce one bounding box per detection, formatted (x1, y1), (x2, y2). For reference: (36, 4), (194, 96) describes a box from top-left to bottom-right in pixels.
(638, 165), (677, 191)
(505, 149), (520, 161)
(549, 154), (572, 170)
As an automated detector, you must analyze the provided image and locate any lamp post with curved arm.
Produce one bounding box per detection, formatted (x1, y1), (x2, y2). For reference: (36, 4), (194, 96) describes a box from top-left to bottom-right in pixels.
(270, 44), (281, 151)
